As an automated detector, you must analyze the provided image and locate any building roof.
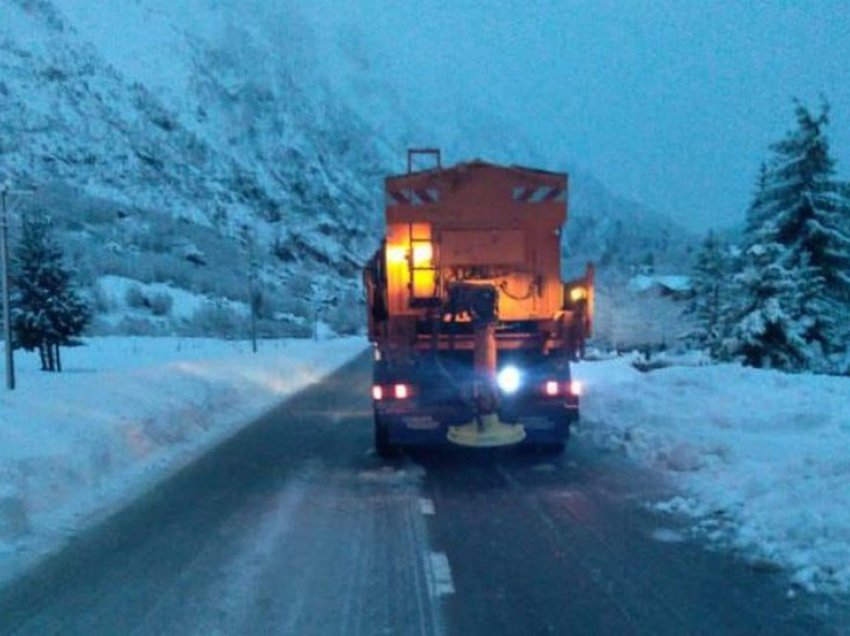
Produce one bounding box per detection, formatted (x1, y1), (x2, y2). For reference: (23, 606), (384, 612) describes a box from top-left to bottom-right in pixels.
(628, 275), (692, 294)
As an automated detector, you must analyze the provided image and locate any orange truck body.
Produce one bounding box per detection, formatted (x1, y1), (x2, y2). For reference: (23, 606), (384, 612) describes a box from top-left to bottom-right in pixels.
(365, 150), (593, 356)
(363, 150), (593, 454)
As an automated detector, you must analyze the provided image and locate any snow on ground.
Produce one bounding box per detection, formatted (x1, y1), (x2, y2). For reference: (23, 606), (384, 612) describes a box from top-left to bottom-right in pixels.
(0, 336), (366, 584)
(574, 355), (850, 595)
(4, 335), (847, 598)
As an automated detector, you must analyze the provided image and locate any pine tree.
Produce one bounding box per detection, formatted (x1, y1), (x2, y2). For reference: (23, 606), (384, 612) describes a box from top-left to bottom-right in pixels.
(744, 163), (771, 236)
(756, 100), (850, 352)
(723, 220), (824, 370)
(724, 100), (850, 371)
(11, 213), (91, 372)
(687, 231), (733, 355)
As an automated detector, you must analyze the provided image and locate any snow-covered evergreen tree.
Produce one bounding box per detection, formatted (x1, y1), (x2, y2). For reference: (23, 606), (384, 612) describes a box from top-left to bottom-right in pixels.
(744, 163), (771, 236)
(722, 220), (825, 370)
(723, 101), (850, 371)
(756, 101), (850, 353)
(11, 214), (91, 372)
(686, 231), (734, 354)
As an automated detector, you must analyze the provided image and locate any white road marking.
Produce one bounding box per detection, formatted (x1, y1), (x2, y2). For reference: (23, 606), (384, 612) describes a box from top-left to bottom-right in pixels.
(532, 462), (557, 472)
(426, 551), (455, 598)
(419, 497), (436, 516)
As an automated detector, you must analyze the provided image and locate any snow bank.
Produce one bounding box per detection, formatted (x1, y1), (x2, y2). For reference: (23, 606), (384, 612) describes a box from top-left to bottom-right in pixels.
(0, 336), (366, 583)
(575, 356), (850, 594)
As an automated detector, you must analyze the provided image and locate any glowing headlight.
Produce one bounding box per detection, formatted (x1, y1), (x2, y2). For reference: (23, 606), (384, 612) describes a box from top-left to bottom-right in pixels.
(497, 366), (521, 394)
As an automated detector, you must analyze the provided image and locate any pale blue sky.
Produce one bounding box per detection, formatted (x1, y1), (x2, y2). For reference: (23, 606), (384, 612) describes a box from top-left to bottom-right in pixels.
(302, 1), (850, 232)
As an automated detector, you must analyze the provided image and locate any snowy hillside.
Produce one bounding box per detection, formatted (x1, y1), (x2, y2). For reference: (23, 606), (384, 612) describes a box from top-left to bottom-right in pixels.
(1, 0), (384, 335)
(1, 0), (695, 337)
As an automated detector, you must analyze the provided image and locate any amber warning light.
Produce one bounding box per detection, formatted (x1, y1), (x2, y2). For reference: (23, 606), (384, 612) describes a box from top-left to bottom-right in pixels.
(570, 286), (588, 302)
(412, 242), (433, 267)
(386, 246), (407, 264)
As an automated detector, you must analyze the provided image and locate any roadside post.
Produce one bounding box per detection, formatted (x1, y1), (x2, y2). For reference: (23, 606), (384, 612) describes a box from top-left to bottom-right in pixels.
(240, 223), (259, 354)
(0, 181), (35, 390)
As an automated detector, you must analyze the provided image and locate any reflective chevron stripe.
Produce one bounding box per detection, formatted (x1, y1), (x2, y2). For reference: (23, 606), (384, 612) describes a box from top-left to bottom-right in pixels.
(512, 185), (565, 203)
(389, 185), (563, 205)
(387, 188), (440, 206)
(388, 190), (410, 205)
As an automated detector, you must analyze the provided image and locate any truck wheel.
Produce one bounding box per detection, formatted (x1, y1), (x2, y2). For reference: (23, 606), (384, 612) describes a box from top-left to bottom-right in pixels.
(374, 414), (400, 458)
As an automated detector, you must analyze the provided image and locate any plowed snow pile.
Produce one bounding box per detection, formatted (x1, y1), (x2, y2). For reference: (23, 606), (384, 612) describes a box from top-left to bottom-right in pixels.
(0, 336), (366, 583)
(575, 356), (850, 595)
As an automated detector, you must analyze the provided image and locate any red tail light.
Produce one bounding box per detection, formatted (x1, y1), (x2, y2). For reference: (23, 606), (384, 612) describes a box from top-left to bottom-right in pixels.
(569, 380), (583, 396)
(373, 383), (413, 400)
(544, 380), (559, 396)
(394, 383), (410, 399)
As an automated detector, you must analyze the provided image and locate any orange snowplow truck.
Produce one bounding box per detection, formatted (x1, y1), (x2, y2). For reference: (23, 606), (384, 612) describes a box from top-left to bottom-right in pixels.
(364, 150), (594, 456)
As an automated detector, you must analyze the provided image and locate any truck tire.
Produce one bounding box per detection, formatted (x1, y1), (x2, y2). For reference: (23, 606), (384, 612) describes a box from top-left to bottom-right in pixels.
(374, 414), (400, 458)
(530, 417), (569, 454)
(537, 441), (565, 455)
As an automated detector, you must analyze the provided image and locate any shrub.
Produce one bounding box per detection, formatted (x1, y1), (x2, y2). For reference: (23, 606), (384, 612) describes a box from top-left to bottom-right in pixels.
(631, 351), (672, 373)
(125, 284), (148, 309)
(114, 316), (165, 336)
(256, 317), (312, 339)
(180, 300), (244, 339)
(149, 292), (174, 316)
(324, 290), (365, 336)
(90, 282), (114, 313)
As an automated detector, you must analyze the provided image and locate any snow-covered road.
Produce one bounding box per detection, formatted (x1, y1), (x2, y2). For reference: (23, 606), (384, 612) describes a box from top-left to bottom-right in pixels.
(0, 355), (444, 635)
(1, 354), (846, 635)
(0, 336), (367, 585)
(2, 340), (850, 633)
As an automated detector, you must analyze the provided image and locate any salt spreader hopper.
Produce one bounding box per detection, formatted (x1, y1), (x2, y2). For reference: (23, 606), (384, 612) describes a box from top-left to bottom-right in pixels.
(364, 149), (594, 456)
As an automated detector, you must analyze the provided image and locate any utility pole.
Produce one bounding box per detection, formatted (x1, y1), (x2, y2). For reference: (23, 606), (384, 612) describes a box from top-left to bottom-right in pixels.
(1, 185), (13, 390)
(241, 224), (258, 354)
(0, 181), (35, 391)
(248, 239), (258, 354)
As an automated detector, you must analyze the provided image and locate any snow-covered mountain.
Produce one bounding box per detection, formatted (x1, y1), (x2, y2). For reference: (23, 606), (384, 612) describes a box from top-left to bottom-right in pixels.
(0, 0), (695, 336)
(300, 10), (696, 275)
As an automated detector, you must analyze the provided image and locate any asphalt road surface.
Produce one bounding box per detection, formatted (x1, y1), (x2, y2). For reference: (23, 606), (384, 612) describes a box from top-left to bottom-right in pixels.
(0, 353), (847, 635)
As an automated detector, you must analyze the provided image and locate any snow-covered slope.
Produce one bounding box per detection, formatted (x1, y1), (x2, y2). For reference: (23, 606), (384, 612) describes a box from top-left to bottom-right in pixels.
(298, 7), (697, 275)
(1, 0), (695, 336)
(1, 0), (384, 330)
